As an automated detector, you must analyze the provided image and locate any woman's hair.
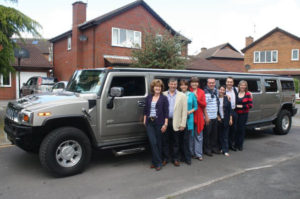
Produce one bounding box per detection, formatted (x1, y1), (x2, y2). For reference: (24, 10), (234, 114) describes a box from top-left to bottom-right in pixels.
(150, 79), (164, 94)
(180, 79), (189, 86)
(219, 85), (226, 90)
(238, 80), (248, 92)
(190, 76), (199, 83)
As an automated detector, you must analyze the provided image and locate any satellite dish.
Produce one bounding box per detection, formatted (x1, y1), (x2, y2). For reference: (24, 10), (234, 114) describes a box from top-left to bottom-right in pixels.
(14, 48), (30, 58)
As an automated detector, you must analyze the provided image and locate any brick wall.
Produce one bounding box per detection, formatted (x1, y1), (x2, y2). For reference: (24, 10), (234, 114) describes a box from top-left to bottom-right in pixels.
(53, 5), (188, 81)
(244, 31), (300, 71)
(0, 74), (16, 100)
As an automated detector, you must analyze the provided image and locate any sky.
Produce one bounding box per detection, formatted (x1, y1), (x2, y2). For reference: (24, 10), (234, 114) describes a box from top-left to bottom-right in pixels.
(3, 0), (300, 55)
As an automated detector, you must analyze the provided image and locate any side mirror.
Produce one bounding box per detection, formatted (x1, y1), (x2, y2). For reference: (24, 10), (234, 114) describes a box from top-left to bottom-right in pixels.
(107, 87), (124, 109)
(23, 83), (26, 86)
(110, 87), (124, 97)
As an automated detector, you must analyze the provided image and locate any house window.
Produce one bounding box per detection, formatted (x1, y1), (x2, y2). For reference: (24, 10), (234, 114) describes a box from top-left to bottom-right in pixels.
(112, 27), (141, 48)
(253, 50), (278, 63)
(291, 49), (299, 61)
(0, 73), (11, 87)
(175, 43), (182, 55)
(156, 34), (163, 42)
(67, 36), (71, 50)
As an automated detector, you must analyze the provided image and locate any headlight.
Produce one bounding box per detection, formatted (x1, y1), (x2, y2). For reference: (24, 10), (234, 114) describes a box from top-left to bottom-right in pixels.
(18, 110), (33, 125)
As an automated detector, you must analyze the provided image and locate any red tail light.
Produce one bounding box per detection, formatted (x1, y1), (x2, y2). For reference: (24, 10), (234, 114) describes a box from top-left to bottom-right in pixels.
(38, 77), (42, 86)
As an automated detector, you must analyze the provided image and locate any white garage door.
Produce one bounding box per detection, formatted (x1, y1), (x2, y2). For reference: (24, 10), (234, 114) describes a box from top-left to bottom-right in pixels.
(16, 72), (47, 98)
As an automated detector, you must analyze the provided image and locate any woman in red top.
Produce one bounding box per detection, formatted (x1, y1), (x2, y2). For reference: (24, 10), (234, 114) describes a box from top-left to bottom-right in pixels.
(235, 80), (253, 151)
(189, 77), (206, 161)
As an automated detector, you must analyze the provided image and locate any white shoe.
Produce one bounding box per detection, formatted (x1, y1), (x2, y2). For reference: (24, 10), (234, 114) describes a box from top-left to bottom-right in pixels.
(224, 152), (230, 157)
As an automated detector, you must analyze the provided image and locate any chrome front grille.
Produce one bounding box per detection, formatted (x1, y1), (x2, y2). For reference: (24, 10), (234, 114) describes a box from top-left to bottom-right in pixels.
(5, 104), (21, 122)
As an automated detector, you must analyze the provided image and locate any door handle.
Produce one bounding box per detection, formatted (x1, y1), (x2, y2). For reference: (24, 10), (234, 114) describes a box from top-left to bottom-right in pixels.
(137, 101), (146, 107)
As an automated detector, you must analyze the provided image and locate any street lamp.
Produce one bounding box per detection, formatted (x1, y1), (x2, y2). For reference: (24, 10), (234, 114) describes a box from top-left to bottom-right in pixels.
(14, 47), (30, 98)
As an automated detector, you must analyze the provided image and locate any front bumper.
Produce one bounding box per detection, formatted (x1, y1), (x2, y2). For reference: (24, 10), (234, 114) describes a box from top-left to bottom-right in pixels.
(292, 108), (297, 116)
(4, 118), (43, 151)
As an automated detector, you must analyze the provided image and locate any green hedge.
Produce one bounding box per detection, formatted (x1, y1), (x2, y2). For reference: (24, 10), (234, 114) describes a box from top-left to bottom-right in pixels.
(294, 78), (299, 93)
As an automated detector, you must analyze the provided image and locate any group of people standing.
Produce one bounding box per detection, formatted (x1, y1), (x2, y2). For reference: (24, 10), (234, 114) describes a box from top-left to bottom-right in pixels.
(143, 76), (253, 171)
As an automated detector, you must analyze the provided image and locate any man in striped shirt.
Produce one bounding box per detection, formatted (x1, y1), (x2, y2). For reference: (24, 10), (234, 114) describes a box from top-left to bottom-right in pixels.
(203, 78), (220, 156)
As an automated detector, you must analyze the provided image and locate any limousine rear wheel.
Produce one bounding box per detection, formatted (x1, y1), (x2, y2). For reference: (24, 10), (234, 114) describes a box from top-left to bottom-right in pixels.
(274, 109), (291, 135)
(39, 127), (91, 177)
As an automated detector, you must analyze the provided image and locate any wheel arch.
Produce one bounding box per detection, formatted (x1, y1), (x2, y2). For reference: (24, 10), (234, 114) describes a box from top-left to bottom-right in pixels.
(42, 116), (98, 147)
(279, 103), (293, 116)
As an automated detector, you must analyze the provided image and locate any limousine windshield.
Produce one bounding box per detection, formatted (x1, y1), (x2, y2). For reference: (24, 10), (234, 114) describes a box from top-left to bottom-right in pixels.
(66, 70), (105, 94)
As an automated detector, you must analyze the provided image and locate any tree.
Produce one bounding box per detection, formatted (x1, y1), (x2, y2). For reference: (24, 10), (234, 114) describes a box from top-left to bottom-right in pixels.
(131, 30), (187, 69)
(0, 0), (41, 75)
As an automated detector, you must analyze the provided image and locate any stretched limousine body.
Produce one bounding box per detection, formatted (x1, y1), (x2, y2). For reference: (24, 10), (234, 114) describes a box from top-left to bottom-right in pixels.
(4, 68), (297, 176)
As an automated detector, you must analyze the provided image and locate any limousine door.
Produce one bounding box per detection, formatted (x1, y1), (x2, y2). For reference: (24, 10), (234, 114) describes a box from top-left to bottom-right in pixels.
(262, 79), (281, 121)
(98, 72), (148, 142)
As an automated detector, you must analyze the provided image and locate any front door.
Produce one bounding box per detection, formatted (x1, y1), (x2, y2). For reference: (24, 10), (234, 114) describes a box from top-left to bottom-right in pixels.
(99, 72), (148, 142)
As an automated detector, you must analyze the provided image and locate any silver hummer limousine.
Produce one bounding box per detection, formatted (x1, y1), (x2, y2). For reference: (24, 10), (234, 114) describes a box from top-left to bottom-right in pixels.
(4, 68), (297, 176)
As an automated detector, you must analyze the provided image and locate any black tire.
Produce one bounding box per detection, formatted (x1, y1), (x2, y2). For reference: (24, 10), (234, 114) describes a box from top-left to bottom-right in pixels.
(39, 127), (91, 177)
(274, 109), (291, 135)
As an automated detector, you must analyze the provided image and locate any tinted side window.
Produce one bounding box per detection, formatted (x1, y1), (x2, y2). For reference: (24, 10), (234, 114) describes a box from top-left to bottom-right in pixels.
(265, 79), (278, 92)
(281, 80), (294, 91)
(57, 83), (65, 89)
(247, 79), (261, 93)
(110, 76), (145, 96)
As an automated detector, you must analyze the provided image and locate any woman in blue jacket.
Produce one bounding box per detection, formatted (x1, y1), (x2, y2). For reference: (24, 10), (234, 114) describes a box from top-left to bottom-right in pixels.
(179, 79), (197, 165)
(217, 85), (233, 157)
(143, 79), (169, 171)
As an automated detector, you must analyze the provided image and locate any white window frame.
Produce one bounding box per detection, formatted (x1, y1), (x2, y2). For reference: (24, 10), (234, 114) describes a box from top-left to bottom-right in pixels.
(67, 36), (71, 51)
(0, 72), (12, 87)
(291, 49), (299, 61)
(111, 27), (142, 49)
(253, 50), (278, 63)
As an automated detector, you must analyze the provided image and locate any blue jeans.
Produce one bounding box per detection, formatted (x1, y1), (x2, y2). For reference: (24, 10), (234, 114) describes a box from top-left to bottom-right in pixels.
(146, 122), (163, 167)
(189, 125), (203, 158)
(235, 113), (248, 149)
(229, 111), (238, 148)
(218, 120), (229, 153)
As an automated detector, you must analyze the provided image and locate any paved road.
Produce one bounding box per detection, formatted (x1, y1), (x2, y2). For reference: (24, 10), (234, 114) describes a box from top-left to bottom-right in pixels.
(0, 126), (300, 199)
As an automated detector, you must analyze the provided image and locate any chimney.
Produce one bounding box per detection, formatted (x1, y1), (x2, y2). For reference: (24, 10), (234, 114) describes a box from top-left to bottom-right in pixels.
(201, 47), (207, 52)
(245, 36), (253, 47)
(72, 1), (87, 26)
(72, 1), (87, 70)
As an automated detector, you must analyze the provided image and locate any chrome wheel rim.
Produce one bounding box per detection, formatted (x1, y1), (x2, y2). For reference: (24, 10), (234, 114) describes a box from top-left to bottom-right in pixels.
(282, 115), (290, 131)
(56, 140), (82, 168)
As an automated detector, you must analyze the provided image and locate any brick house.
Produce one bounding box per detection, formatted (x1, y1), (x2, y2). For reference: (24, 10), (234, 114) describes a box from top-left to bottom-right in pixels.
(188, 43), (245, 72)
(49, 0), (191, 81)
(241, 27), (300, 78)
(0, 39), (52, 100)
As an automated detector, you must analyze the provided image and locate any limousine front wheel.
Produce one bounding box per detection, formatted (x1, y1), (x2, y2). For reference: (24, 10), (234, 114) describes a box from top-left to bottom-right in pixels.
(39, 127), (91, 177)
(274, 110), (291, 135)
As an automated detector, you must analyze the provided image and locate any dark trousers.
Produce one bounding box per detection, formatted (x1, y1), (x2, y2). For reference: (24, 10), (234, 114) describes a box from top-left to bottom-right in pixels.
(162, 119), (180, 162)
(235, 113), (248, 149)
(179, 129), (191, 162)
(203, 118), (218, 153)
(146, 121), (163, 167)
(218, 120), (229, 153)
(229, 111), (238, 148)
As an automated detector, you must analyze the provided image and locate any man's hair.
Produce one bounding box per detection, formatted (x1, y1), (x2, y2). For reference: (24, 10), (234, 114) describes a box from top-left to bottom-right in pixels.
(226, 76), (234, 81)
(207, 77), (215, 82)
(168, 78), (178, 83)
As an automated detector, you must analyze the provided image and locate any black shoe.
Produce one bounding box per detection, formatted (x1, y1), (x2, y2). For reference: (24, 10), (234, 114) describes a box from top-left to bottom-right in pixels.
(185, 160), (191, 165)
(212, 150), (221, 154)
(230, 146), (237, 151)
(238, 147), (243, 151)
(204, 151), (213, 157)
